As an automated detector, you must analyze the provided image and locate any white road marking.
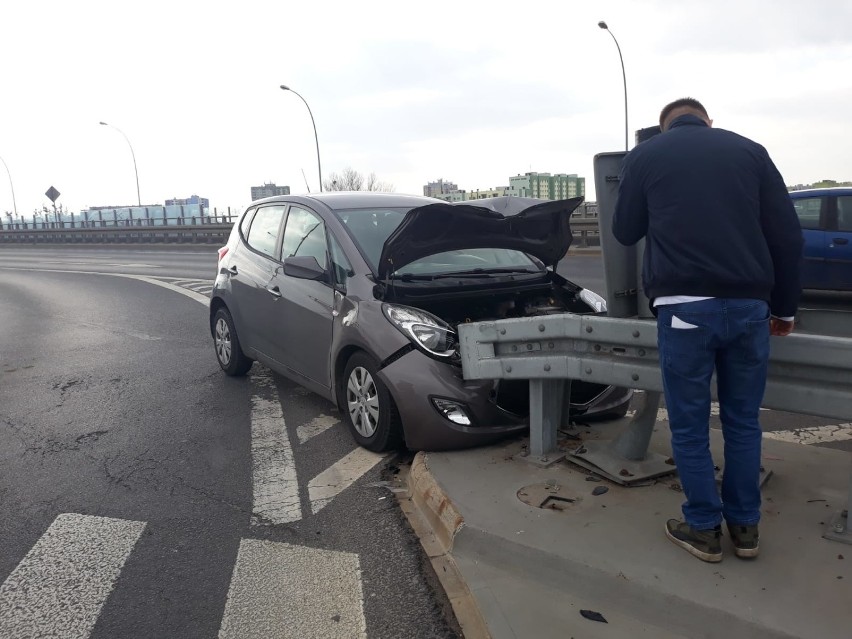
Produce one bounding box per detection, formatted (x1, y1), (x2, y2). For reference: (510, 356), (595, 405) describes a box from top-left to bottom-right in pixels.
(0, 513), (145, 639)
(308, 447), (385, 515)
(37, 260), (160, 268)
(297, 414), (339, 444)
(251, 370), (302, 525)
(0, 267), (210, 306)
(627, 404), (851, 446)
(218, 539), (367, 639)
(115, 274), (210, 306)
(763, 423), (852, 445)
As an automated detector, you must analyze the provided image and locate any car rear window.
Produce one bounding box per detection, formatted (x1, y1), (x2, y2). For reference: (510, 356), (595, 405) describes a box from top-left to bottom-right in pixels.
(791, 197), (822, 230)
(838, 197), (852, 232)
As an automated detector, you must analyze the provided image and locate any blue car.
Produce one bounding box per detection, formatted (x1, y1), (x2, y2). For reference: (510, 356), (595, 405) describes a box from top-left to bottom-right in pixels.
(789, 188), (852, 291)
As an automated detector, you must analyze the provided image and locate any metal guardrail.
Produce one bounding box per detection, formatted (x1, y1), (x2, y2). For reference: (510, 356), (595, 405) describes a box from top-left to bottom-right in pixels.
(1, 215), (599, 247)
(458, 308), (852, 544)
(0, 218), (236, 244)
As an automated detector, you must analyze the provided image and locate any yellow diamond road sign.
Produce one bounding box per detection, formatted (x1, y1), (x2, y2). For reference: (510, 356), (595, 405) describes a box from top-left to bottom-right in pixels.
(45, 186), (60, 203)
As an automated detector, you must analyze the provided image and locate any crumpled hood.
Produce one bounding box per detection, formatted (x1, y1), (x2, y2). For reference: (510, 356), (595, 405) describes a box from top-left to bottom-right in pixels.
(377, 196), (583, 279)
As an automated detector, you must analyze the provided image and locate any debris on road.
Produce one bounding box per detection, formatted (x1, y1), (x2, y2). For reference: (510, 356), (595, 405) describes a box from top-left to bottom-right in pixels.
(580, 609), (608, 623)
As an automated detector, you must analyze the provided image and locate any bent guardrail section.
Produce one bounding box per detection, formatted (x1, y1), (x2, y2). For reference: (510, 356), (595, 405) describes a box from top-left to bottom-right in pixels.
(458, 311), (852, 544)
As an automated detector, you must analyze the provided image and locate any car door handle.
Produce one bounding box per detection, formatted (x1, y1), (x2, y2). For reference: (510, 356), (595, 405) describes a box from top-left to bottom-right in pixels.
(267, 285), (282, 298)
(832, 238), (849, 245)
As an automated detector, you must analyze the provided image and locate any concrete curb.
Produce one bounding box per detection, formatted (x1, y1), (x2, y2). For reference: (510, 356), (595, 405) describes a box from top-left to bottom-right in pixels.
(409, 452), (465, 551)
(400, 453), (490, 639)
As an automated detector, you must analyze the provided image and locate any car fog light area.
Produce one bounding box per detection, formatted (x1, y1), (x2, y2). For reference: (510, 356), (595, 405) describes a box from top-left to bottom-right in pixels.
(432, 398), (472, 426)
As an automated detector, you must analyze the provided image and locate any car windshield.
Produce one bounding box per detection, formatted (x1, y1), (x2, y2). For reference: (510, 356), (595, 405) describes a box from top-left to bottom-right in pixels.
(334, 207), (539, 276)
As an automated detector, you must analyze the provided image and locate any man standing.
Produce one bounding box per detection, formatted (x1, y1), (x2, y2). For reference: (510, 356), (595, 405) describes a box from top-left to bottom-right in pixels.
(612, 98), (803, 562)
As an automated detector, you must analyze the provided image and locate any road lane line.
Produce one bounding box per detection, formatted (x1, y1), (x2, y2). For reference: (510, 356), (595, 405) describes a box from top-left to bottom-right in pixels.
(296, 414), (339, 444)
(0, 267), (210, 306)
(114, 274), (210, 305)
(308, 447), (385, 515)
(0, 513), (145, 639)
(251, 370), (302, 525)
(763, 423), (852, 445)
(218, 539), (367, 639)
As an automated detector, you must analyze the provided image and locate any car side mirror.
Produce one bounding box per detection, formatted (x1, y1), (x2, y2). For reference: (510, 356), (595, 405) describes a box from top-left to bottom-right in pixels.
(283, 256), (328, 282)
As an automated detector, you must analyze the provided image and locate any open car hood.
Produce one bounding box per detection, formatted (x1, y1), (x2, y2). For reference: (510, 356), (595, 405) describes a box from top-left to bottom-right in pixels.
(377, 196), (583, 279)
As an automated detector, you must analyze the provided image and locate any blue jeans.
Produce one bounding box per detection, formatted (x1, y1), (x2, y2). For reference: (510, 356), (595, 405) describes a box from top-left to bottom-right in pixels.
(656, 298), (770, 529)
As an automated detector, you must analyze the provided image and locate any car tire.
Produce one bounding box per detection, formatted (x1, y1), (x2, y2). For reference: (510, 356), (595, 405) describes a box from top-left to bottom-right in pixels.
(342, 352), (403, 452)
(213, 307), (253, 377)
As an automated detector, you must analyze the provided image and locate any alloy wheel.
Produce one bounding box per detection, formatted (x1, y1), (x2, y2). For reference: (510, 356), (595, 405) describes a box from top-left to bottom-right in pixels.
(346, 366), (380, 438)
(215, 317), (232, 366)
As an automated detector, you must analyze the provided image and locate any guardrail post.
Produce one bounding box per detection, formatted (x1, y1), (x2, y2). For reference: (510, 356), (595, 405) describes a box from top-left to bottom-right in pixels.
(527, 379), (569, 465)
(571, 390), (675, 485)
(824, 464), (852, 545)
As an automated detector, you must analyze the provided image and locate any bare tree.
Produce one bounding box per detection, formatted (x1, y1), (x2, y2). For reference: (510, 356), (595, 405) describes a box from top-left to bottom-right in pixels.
(323, 167), (395, 192)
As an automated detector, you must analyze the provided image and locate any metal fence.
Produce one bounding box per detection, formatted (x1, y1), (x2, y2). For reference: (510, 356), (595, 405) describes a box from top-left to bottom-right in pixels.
(0, 212), (600, 247)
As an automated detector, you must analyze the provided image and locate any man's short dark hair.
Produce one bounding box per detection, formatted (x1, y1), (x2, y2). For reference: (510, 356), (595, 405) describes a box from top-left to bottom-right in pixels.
(659, 98), (709, 130)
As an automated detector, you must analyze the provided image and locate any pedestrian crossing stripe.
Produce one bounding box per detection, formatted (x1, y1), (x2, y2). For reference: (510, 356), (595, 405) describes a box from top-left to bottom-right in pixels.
(0, 514), (145, 639)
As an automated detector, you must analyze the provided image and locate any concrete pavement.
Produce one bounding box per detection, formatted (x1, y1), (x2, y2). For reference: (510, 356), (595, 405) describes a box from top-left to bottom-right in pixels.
(404, 415), (852, 639)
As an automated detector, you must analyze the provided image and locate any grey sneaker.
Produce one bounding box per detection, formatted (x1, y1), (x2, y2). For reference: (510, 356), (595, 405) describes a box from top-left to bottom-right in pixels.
(665, 519), (723, 562)
(727, 523), (759, 558)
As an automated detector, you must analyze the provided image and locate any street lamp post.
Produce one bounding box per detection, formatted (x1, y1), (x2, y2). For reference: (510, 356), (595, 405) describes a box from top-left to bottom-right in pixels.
(598, 21), (629, 151)
(280, 85), (323, 192)
(0, 154), (17, 216)
(99, 121), (141, 206)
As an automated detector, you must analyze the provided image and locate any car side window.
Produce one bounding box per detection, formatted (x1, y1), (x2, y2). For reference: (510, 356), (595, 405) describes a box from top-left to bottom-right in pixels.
(240, 207), (256, 239)
(837, 196), (852, 232)
(281, 207), (328, 270)
(328, 233), (353, 288)
(792, 197), (823, 230)
(246, 205), (286, 257)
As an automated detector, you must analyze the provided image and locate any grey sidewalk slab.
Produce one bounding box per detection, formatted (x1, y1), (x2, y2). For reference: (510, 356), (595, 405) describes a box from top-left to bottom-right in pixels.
(423, 418), (852, 639)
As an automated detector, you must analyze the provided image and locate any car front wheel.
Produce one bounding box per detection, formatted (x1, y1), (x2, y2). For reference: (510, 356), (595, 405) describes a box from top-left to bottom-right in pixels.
(342, 352), (403, 452)
(213, 307), (253, 376)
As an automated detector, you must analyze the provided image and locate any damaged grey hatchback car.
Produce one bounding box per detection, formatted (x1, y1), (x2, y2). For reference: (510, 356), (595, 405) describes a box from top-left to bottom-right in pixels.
(209, 192), (631, 452)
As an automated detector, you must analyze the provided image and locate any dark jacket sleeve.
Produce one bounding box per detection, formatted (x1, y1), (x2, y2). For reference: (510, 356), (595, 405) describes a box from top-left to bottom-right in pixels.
(758, 147), (804, 318)
(612, 153), (648, 246)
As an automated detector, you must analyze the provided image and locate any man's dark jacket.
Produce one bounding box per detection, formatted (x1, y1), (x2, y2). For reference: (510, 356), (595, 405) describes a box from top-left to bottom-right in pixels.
(612, 114), (803, 318)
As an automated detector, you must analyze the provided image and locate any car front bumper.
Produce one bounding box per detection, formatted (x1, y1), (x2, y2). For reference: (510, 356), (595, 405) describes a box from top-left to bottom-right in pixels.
(377, 350), (633, 451)
(376, 351), (527, 451)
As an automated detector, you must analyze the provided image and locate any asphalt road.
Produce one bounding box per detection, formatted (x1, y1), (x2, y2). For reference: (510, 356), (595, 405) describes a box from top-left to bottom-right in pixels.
(0, 250), (459, 639)
(0, 246), (849, 637)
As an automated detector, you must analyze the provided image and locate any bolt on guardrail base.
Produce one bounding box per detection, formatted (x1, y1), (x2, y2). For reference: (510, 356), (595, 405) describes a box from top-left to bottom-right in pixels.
(569, 391), (677, 486)
(823, 464), (852, 545)
(823, 510), (851, 545)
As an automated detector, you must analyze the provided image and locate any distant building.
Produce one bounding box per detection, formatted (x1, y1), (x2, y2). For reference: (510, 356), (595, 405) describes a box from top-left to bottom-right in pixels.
(433, 190), (467, 202)
(251, 183), (291, 201)
(165, 194), (210, 208)
(788, 179), (852, 192)
(423, 179), (459, 198)
(509, 172), (585, 200)
(467, 186), (511, 200)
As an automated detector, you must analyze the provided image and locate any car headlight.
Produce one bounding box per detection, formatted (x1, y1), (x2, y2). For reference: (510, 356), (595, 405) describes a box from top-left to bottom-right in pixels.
(578, 288), (607, 313)
(382, 304), (458, 359)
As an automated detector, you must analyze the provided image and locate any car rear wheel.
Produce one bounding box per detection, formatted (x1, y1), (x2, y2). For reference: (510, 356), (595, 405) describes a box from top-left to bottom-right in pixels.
(343, 352), (403, 452)
(213, 308), (253, 376)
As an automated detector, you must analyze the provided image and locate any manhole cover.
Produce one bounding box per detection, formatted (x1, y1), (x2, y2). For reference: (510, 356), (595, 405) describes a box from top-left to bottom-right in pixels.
(517, 482), (577, 511)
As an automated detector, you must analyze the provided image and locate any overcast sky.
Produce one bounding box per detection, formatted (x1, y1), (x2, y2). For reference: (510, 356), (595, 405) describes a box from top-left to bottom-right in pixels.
(1, 0), (850, 217)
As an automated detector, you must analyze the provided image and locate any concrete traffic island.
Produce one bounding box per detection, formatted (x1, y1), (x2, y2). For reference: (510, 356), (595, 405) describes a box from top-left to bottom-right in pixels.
(403, 416), (852, 639)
